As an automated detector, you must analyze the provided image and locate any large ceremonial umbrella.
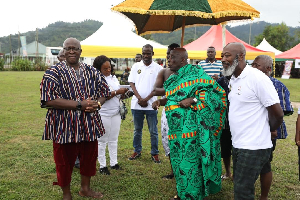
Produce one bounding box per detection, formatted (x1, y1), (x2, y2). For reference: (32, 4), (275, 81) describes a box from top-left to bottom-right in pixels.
(112, 0), (260, 47)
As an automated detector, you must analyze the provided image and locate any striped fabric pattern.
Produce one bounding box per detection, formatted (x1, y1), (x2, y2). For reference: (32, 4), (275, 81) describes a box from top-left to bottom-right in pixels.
(270, 77), (293, 139)
(199, 59), (223, 77)
(40, 61), (110, 144)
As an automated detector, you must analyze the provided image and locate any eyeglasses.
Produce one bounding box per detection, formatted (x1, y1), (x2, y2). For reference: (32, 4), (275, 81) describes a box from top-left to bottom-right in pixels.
(251, 63), (260, 67)
(63, 47), (81, 52)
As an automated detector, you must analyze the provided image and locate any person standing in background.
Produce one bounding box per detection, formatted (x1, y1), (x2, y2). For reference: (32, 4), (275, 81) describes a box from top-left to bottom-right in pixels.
(128, 44), (163, 163)
(200, 46), (223, 80)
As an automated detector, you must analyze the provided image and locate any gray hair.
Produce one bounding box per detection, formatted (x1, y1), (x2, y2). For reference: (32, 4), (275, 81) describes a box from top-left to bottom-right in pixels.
(63, 38), (81, 48)
(256, 55), (273, 68)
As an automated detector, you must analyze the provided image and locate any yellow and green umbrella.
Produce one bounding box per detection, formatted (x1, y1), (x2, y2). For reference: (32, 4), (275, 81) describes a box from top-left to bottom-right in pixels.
(112, 0), (260, 46)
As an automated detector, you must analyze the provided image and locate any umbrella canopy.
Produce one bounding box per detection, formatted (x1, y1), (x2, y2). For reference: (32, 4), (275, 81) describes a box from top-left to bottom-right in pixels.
(112, 0), (260, 46)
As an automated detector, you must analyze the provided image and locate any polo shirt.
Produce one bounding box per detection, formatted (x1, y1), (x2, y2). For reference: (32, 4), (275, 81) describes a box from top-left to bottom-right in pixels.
(199, 59), (223, 77)
(128, 61), (162, 110)
(228, 65), (280, 150)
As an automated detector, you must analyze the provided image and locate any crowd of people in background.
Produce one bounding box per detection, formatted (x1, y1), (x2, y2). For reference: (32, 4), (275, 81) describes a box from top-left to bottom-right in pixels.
(40, 37), (299, 200)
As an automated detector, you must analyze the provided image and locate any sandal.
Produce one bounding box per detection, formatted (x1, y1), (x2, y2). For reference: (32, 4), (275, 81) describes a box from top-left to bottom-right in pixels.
(162, 174), (174, 179)
(221, 174), (232, 180)
(170, 195), (180, 200)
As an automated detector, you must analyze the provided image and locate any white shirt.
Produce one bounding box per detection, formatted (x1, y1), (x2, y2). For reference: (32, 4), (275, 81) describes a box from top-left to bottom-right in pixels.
(228, 65), (280, 150)
(128, 61), (163, 110)
(99, 75), (120, 116)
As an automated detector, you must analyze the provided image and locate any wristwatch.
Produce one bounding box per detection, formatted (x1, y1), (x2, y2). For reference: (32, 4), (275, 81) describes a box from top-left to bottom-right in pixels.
(192, 98), (198, 103)
(76, 100), (82, 110)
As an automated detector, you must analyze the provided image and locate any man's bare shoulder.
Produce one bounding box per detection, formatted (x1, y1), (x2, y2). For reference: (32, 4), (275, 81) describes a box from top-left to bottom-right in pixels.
(164, 68), (174, 80)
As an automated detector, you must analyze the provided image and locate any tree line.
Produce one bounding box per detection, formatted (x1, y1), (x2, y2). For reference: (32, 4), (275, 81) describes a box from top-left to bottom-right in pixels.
(1, 20), (299, 56)
(0, 20), (102, 54)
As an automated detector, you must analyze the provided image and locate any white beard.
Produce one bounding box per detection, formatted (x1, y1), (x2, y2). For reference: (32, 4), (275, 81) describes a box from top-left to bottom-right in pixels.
(222, 58), (238, 77)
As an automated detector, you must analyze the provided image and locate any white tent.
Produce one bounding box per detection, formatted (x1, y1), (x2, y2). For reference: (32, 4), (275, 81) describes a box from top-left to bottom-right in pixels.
(256, 38), (282, 55)
(81, 19), (167, 59)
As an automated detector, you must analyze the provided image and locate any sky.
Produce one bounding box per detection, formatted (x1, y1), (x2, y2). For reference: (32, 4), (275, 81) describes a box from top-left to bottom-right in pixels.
(0, 0), (299, 38)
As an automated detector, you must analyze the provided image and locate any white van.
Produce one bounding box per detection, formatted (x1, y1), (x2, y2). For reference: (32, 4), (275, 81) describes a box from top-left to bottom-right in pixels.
(45, 47), (63, 66)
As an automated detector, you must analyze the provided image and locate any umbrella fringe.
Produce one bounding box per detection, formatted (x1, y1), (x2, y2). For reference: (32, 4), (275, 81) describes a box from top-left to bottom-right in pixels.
(112, 8), (259, 19)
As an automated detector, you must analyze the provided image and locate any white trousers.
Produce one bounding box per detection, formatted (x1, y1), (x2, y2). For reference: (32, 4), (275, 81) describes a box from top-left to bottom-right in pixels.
(98, 113), (121, 168)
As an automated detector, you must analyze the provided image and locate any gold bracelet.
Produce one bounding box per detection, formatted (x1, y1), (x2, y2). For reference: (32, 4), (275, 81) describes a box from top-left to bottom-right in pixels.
(97, 101), (101, 109)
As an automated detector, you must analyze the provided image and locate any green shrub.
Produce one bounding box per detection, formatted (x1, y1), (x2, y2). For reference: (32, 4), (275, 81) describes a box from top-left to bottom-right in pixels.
(0, 58), (4, 71)
(11, 58), (32, 71)
(33, 59), (48, 71)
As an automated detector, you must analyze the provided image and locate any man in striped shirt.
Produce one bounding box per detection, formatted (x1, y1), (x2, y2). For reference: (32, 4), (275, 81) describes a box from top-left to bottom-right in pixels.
(199, 46), (223, 80)
(40, 38), (110, 199)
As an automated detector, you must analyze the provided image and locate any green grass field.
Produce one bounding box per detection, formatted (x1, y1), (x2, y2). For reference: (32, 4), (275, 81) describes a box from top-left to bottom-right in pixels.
(0, 71), (299, 200)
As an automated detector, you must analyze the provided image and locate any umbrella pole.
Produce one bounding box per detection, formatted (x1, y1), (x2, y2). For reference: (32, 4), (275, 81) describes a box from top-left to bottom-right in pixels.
(181, 17), (186, 47)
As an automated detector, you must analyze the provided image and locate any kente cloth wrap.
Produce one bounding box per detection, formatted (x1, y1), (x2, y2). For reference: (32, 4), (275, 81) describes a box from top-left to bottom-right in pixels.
(40, 61), (110, 144)
(164, 64), (227, 200)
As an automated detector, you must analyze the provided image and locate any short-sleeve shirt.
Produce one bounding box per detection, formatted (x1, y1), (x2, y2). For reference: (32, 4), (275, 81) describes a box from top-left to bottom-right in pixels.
(270, 77), (293, 139)
(128, 61), (162, 110)
(99, 75), (120, 117)
(40, 61), (110, 144)
(228, 66), (280, 150)
(199, 59), (223, 77)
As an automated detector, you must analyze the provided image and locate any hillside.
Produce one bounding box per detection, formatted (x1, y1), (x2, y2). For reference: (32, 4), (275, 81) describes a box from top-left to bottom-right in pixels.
(149, 21), (299, 46)
(0, 20), (102, 53)
(0, 20), (299, 54)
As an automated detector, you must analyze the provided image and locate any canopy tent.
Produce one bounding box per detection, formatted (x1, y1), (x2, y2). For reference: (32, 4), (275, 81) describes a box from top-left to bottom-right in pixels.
(184, 25), (275, 60)
(276, 43), (300, 60)
(256, 38), (282, 55)
(81, 23), (167, 58)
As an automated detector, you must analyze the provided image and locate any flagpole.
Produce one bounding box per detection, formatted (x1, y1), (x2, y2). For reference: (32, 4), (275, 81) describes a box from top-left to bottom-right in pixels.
(222, 24), (226, 48)
(181, 17), (186, 47)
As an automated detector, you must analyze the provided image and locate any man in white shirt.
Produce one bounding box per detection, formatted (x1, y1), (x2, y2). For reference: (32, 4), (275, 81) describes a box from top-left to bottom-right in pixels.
(221, 42), (283, 200)
(128, 44), (163, 163)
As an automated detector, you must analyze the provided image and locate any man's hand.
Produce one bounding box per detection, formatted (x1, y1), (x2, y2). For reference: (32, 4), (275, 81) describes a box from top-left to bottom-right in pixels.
(212, 74), (219, 80)
(271, 130), (277, 139)
(81, 98), (99, 112)
(138, 98), (148, 107)
(152, 100), (161, 110)
(118, 88), (129, 95)
(179, 97), (195, 108)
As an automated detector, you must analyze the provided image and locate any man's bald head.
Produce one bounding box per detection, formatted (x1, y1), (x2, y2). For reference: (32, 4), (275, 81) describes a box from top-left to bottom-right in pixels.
(221, 42), (247, 77)
(168, 48), (188, 72)
(252, 55), (273, 76)
(63, 38), (82, 69)
(63, 38), (81, 49)
(172, 48), (188, 59)
(224, 42), (246, 59)
(57, 49), (65, 62)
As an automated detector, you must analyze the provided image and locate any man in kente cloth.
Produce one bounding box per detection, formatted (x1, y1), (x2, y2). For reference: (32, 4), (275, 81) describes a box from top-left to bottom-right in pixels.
(153, 48), (227, 200)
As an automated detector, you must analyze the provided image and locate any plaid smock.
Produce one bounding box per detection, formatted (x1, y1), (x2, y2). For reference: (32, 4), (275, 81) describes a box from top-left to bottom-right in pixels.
(40, 61), (110, 144)
(270, 77), (293, 139)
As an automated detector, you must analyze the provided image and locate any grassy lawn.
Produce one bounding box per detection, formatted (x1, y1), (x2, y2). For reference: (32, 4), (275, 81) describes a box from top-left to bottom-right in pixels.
(0, 71), (299, 200)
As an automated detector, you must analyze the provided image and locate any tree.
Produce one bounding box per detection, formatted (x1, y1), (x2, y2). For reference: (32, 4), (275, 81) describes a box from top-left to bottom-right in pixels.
(253, 22), (294, 51)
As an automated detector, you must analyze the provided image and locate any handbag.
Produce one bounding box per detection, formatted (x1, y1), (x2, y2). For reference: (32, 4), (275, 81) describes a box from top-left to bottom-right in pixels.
(119, 99), (128, 120)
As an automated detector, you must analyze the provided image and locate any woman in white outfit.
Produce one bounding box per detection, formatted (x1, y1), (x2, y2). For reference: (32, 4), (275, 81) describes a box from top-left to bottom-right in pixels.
(93, 55), (128, 175)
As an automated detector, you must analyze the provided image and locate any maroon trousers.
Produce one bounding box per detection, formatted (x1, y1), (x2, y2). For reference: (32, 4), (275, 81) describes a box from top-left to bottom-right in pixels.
(53, 140), (98, 187)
